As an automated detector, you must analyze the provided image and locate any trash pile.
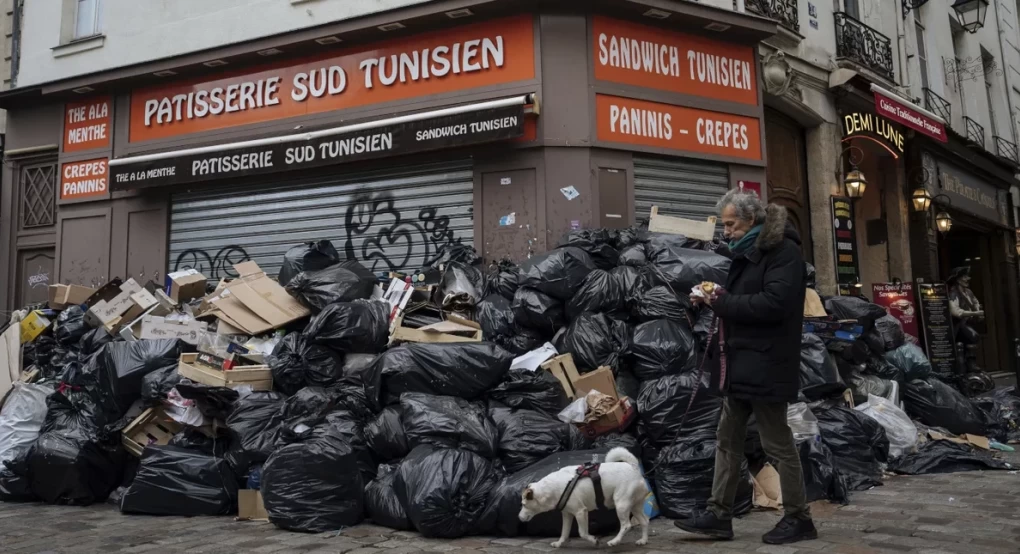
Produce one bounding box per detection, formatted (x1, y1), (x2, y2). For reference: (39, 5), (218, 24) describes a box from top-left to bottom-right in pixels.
(0, 225), (1016, 536)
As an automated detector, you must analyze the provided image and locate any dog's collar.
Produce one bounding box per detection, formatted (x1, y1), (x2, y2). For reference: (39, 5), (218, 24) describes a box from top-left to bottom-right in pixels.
(555, 462), (606, 512)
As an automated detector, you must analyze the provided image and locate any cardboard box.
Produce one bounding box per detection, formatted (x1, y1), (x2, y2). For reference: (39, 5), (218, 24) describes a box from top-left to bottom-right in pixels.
(48, 284), (97, 310)
(575, 397), (636, 438)
(165, 269), (208, 303)
(85, 279), (142, 328)
(205, 262), (310, 335)
(178, 353), (272, 390)
(541, 354), (618, 400)
(19, 311), (52, 344)
(390, 315), (483, 344)
(238, 490), (269, 521)
(139, 316), (206, 344)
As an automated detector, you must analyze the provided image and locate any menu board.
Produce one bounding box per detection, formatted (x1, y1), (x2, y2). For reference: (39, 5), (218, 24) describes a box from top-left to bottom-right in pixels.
(872, 282), (920, 344)
(916, 282), (957, 377)
(831, 197), (860, 288)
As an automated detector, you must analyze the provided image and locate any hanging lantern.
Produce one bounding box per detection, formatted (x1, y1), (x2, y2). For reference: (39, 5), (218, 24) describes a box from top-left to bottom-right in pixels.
(935, 210), (953, 233)
(844, 169), (867, 198)
(952, 0), (989, 33)
(911, 187), (933, 212)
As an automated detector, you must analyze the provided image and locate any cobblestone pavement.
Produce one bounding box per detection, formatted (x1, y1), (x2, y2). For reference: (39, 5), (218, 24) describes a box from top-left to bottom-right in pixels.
(1, 466), (1019, 554)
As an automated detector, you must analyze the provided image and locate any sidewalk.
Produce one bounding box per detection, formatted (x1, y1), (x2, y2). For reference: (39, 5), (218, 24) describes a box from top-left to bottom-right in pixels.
(0, 462), (1017, 554)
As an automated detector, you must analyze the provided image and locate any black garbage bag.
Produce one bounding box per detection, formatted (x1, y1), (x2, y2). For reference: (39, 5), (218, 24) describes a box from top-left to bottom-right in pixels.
(28, 393), (126, 505)
(487, 369), (569, 417)
(120, 445), (238, 516)
(902, 378), (989, 436)
(400, 393), (499, 458)
(139, 364), (180, 402)
(559, 229), (619, 271)
(519, 247), (596, 301)
(365, 464), (413, 530)
(394, 446), (499, 538)
(95, 339), (183, 419)
(565, 270), (626, 320)
(429, 244), (482, 268)
(490, 407), (575, 473)
(0, 447), (36, 502)
(440, 261), (486, 305)
(873, 316), (906, 351)
(174, 383), (241, 420)
(974, 387), (1020, 443)
(79, 328), (111, 360)
(813, 404), (889, 491)
(285, 260), (377, 312)
(615, 370), (641, 401)
(863, 356), (903, 381)
(796, 437), (851, 504)
(636, 373), (720, 450)
(800, 334), (844, 401)
(168, 428), (229, 457)
(823, 297), (887, 331)
(262, 418), (365, 532)
(889, 439), (1010, 475)
(848, 373), (895, 406)
(480, 449), (621, 537)
(646, 249), (730, 293)
(476, 294), (515, 339)
(371, 343), (513, 405)
(276, 388), (336, 440)
(590, 432), (642, 460)
(278, 240), (341, 286)
(498, 326), (547, 356)
(633, 286), (690, 323)
(611, 265), (647, 306)
(488, 260), (522, 300)
(224, 391), (286, 476)
(365, 406), (409, 462)
(512, 287), (565, 337)
(55, 305), (88, 346)
(884, 343), (932, 382)
(303, 300), (389, 354)
(554, 313), (630, 373)
(804, 263), (817, 289)
(628, 319), (696, 381)
(268, 333), (344, 395)
(320, 411), (377, 485)
(618, 244), (648, 267)
(654, 434), (752, 519)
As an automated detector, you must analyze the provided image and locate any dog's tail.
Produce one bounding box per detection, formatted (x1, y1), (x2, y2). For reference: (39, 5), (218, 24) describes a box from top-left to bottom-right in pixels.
(606, 447), (640, 468)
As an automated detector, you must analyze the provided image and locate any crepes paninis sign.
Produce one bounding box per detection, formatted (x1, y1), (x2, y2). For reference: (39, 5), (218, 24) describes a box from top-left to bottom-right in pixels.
(110, 105), (524, 189)
(129, 15), (535, 142)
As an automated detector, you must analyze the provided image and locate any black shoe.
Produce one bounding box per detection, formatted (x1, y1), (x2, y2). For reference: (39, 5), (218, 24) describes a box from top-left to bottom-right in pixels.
(673, 510), (734, 540)
(762, 515), (818, 545)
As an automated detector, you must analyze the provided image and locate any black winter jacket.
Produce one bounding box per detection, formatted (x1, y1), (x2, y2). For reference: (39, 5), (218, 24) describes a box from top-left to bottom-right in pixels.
(712, 204), (805, 403)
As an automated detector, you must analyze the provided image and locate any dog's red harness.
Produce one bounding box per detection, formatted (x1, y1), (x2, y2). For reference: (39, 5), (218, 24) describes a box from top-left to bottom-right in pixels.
(555, 462), (606, 512)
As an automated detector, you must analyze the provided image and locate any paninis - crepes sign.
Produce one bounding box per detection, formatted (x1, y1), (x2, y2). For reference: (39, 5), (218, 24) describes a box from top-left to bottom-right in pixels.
(111, 105), (524, 189)
(129, 15), (535, 142)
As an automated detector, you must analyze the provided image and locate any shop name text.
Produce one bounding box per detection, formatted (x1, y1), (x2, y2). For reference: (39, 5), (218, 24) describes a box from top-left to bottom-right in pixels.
(597, 33), (752, 91)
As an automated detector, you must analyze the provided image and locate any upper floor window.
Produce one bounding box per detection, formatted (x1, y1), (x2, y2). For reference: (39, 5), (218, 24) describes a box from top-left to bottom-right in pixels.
(75, 0), (102, 39)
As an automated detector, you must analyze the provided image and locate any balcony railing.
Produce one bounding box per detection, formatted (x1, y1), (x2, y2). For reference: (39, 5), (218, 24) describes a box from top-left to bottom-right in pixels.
(963, 116), (985, 148)
(746, 0), (800, 32)
(834, 12), (894, 81)
(994, 136), (1019, 165)
(923, 88), (952, 124)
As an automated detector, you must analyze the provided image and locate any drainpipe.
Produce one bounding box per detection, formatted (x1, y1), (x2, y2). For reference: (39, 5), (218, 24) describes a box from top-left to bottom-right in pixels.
(11, 0), (21, 87)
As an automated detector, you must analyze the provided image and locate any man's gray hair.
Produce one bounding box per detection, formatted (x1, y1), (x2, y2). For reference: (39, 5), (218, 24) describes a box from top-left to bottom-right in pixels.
(717, 189), (766, 224)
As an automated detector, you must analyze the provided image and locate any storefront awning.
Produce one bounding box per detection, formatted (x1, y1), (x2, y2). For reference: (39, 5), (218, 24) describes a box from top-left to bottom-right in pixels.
(871, 84), (947, 143)
(109, 95), (534, 190)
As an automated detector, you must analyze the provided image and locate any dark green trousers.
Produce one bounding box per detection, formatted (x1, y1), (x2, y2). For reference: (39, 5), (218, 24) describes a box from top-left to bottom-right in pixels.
(707, 397), (810, 520)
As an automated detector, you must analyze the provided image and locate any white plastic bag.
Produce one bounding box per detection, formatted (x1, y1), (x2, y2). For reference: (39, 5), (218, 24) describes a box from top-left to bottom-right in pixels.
(557, 395), (588, 424)
(0, 382), (54, 464)
(856, 393), (917, 458)
(786, 402), (819, 440)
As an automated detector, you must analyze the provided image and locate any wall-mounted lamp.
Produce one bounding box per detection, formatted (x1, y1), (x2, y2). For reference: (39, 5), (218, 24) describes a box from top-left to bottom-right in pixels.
(838, 146), (867, 198)
(911, 187), (933, 212)
(951, 0), (989, 34)
(933, 194), (954, 234)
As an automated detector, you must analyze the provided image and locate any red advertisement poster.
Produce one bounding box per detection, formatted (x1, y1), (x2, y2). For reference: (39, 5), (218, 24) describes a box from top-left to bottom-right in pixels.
(872, 282), (920, 344)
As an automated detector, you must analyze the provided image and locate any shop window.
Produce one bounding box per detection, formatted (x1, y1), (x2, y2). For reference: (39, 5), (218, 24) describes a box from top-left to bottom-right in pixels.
(20, 163), (56, 229)
(75, 0), (102, 39)
(844, 0), (860, 20)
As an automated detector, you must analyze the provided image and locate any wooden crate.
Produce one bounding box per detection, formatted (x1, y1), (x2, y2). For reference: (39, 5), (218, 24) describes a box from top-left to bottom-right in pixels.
(122, 407), (182, 457)
(647, 206), (716, 241)
(178, 353), (272, 390)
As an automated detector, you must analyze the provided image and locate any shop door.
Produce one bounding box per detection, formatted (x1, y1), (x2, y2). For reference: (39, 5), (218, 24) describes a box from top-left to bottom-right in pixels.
(633, 156), (729, 229)
(168, 160), (474, 278)
(15, 248), (55, 308)
(764, 109), (813, 261)
(481, 169), (537, 262)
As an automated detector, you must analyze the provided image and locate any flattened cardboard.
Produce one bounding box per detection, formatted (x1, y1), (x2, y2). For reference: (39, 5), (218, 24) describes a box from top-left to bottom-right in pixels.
(929, 430), (990, 450)
(139, 316), (206, 344)
(804, 288), (827, 318)
(209, 262), (309, 335)
(391, 315), (483, 344)
(0, 324), (21, 402)
(648, 206), (716, 241)
(48, 284), (97, 310)
(238, 490), (269, 521)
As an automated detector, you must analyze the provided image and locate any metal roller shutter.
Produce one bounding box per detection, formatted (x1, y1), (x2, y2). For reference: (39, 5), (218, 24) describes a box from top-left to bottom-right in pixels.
(633, 156), (729, 228)
(169, 160), (474, 279)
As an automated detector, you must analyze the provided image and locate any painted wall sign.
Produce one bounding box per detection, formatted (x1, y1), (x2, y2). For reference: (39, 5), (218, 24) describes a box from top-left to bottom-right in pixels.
(595, 94), (762, 161)
(916, 281), (957, 377)
(63, 97), (112, 152)
(830, 196), (860, 286)
(873, 89), (946, 143)
(592, 16), (758, 106)
(60, 158), (109, 200)
(129, 15), (535, 142)
(872, 282), (920, 344)
(936, 160), (1007, 226)
(841, 111), (905, 155)
(112, 105), (524, 189)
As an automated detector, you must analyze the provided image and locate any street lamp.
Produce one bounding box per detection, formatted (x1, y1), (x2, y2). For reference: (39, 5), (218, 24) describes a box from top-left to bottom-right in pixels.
(952, 0), (989, 34)
(911, 187), (933, 212)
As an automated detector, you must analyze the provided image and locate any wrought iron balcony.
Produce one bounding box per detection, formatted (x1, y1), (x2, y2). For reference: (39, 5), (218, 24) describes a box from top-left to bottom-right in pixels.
(963, 116), (985, 148)
(923, 88), (951, 124)
(994, 136), (1019, 165)
(746, 0), (800, 32)
(834, 12), (894, 81)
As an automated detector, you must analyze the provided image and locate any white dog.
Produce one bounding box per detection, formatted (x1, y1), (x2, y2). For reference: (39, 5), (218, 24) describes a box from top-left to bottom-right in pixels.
(518, 447), (651, 548)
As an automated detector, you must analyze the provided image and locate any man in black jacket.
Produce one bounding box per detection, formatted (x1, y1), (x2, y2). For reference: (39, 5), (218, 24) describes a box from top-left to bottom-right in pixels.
(675, 190), (817, 545)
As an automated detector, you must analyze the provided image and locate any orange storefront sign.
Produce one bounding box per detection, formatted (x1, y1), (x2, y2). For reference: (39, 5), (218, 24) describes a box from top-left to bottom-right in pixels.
(596, 94), (761, 161)
(592, 16), (758, 106)
(60, 158), (109, 200)
(129, 15), (535, 142)
(63, 97), (112, 152)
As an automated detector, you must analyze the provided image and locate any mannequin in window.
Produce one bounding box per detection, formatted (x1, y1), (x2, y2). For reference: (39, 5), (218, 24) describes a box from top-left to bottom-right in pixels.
(948, 266), (983, 374)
